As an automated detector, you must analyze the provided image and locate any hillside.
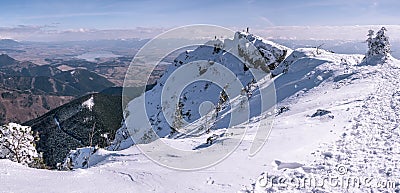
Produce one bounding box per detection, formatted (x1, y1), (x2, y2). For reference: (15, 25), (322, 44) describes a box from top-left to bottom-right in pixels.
(24, 85), (153, 167)
(0, 54), (115, 124)
(0, 89), (73, 124)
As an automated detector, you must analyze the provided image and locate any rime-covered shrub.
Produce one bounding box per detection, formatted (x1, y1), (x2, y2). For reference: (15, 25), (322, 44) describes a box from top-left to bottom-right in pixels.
(0, 123), (39, 166)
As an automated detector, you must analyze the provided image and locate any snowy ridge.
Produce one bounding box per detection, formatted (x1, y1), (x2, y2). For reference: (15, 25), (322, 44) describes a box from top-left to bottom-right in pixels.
(273, 48), (364, 102)
(124, 31), (291, 144)
(3, 30), (400, 193)
(1, 48), (388, 192)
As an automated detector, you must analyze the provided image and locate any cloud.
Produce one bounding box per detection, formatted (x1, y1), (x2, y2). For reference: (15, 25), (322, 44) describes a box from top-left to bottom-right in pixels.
(20, 12), (130, 20)
(0, 25), (47, 39)
(2, 24), (400, 42)
(0, 25), (169, 41)
(253, 25), (400, 41)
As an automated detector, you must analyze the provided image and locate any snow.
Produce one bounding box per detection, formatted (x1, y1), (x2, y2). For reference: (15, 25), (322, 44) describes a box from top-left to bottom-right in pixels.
(54, 118), (61, 130)
(82, 95), (94, 111)
(0, 123), (38, 166)
(123, 31), (291, 147)
(2, 32), (400, 192)
(252, 56), (400, 192)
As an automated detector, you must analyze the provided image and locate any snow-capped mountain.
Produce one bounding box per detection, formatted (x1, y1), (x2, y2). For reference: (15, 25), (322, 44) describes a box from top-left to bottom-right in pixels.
(2, 29), (400, 193)
(124, 31), (291, 144)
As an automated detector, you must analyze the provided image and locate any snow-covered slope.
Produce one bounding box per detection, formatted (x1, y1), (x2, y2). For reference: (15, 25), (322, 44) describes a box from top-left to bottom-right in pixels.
(253, 55), (400, 193)
(124, 31), (291, 143)
(2, 33), (400, 193)
(273, 48), (364, 102)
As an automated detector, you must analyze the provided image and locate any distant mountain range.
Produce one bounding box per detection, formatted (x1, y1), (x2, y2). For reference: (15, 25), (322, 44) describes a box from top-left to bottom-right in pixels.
(0, 54), (115, 124)
(0, 39), (21, 47)
(0, 54), (114, 95)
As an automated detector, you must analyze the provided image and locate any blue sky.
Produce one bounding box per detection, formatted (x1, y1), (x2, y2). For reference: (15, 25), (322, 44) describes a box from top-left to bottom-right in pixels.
(0, 0), (399, 41)
(1, 0), (398, 29)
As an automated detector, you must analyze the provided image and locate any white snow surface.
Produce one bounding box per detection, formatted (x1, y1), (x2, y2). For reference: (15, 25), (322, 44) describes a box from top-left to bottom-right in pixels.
(2, 37), (400, 192)
(82, 95), (95, 111)
(124, 31), (291, 143)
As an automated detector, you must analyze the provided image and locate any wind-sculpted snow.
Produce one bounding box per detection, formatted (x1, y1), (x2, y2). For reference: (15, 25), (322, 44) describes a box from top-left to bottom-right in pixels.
(253, 55), (400, 192)
(273, 48), (363, 102)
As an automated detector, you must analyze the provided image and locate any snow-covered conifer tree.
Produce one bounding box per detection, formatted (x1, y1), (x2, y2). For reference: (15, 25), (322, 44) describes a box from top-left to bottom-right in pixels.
(366, 27), (391, 57)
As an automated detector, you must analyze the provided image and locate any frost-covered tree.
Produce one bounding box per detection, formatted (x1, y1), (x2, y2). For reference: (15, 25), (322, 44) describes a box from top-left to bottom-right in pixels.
(366, 29), (374, 50)
(0, 123), (39, 165)
(366, 27), (391, 58)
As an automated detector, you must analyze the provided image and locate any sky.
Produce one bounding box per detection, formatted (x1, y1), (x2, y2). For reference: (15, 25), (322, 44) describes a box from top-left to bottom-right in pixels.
(0, 0), (399, 41)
